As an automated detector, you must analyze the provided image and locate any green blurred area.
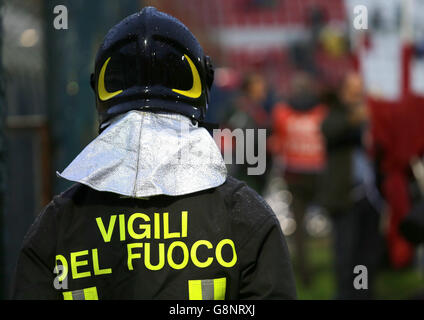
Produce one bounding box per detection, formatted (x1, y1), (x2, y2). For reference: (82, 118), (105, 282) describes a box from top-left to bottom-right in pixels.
(291, 237), (424, 300)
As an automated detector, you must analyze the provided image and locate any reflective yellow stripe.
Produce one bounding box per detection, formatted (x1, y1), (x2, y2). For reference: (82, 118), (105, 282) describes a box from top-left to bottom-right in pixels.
(62, 287), (98, 300)
(188, 278), (226, 300)
(188, 280), (203, 300)
(213, 277), (226, 300)
(63, 291), (73, 300)
(83, 287), (99, 300)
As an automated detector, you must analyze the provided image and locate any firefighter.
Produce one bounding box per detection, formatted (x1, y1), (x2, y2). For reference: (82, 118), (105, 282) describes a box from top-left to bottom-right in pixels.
(12, 7), (296, 300)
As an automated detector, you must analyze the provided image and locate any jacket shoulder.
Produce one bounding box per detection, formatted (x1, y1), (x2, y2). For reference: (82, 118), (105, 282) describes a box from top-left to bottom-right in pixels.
(217, 176), (278, 229)
(218, 175), (273, 211)
(215, 175), (246, 197)
(51, 183), (95, 209)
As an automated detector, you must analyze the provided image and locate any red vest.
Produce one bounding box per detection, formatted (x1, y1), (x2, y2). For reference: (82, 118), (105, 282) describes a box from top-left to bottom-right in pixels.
(270, 103), (328, 172)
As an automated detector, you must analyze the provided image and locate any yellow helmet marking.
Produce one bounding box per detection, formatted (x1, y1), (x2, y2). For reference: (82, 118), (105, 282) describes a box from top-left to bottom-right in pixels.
(172, 54), (202, 99)
(98, 57), (123, 101)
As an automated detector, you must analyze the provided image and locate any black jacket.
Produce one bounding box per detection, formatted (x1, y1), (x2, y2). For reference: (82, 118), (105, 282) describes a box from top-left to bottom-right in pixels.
(12, 176), (296, 300)
(320, 105), (363, 213)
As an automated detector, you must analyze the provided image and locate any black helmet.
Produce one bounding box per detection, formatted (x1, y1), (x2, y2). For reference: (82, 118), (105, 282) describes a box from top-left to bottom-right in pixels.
(91, 7), (214, 130)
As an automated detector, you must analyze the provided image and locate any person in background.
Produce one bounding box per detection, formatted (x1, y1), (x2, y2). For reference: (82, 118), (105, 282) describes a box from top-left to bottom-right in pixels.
(269, 71), (327, 286)
(235, 72), (270, 130)
(224, 72), (271, 194)
(320, 72), (383, 299)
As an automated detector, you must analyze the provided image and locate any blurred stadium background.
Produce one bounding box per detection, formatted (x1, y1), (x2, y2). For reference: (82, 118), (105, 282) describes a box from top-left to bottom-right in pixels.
(1, 0), (424, 299)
